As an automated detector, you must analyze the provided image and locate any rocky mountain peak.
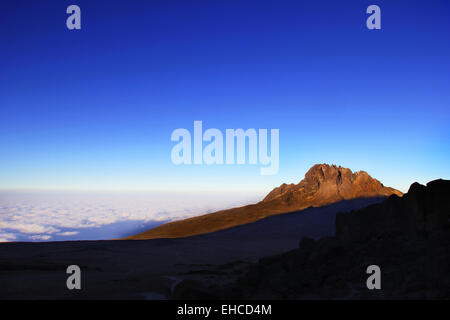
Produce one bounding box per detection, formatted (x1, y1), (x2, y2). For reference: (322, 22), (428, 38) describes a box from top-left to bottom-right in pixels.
(127, 164), (402, 240)
(263, 164), (402, 205)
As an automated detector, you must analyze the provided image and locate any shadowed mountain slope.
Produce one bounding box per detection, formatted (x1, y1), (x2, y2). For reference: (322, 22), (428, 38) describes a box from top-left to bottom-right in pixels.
(172, 180), (450, 299)
(127, 164), (402, 240)
(194, 179), (449, 300)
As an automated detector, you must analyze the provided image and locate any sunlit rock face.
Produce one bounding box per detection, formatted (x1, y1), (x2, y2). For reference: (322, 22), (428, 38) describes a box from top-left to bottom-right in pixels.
(130, 164), (402, 240)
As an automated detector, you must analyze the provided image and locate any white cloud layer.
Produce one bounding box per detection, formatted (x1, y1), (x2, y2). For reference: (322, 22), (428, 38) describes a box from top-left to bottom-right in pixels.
(0, 190), (264, 242)
(0, 232), (16, 242)
(29, 235), (52, 241)
(57, 231), (79, 236)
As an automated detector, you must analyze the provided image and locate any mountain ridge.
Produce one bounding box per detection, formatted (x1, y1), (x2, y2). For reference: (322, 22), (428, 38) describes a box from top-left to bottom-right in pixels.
(126, 164), (402, 240)
(263, 164), (401, 204)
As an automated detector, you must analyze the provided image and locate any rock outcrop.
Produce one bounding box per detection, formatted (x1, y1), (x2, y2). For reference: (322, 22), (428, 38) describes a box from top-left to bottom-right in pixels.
(336, 179), (450, 242)
(264, 164), (402, 206)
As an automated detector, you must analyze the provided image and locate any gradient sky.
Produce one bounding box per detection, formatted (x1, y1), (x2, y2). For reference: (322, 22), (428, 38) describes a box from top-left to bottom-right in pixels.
(1, 0), (449, 193)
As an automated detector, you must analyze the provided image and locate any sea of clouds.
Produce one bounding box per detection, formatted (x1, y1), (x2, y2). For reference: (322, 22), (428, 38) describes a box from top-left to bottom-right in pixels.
(0, 190), (264, 242)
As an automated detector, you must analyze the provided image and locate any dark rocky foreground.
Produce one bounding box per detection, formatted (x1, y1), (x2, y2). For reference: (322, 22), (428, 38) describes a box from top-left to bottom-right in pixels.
(172, 179), (450, 299)
(0, 198), (382, 299)
(0, 180), (447, 300)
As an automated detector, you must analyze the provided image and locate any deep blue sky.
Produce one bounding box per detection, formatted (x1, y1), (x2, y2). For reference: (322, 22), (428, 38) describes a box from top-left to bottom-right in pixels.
(1, 0), (449, 193)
